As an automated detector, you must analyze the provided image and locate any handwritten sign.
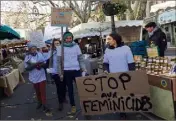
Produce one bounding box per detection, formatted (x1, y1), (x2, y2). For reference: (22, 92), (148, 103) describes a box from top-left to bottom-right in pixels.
(43, 26), (66, 41)
(28, 30), (46, 48)
(51, 8), (72, 26)
(76, 70), (152, 115)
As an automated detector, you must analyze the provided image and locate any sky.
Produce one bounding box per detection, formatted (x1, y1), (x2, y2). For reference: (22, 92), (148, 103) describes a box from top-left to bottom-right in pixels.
(1, 1), (82, 14)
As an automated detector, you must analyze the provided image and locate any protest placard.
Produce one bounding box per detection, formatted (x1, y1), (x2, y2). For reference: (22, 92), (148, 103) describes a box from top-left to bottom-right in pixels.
(51, 8), (72, 26)
(28, 30), (46, 48)
(43, 26), (67, 41)
(76, 70), (152, 115)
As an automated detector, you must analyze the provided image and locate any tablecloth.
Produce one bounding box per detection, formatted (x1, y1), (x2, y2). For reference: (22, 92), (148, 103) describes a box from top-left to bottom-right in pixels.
(0, 69), (25, 96)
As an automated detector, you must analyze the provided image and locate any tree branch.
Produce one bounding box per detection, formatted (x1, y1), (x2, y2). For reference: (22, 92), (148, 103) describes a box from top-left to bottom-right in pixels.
(48, 0), (56, 7)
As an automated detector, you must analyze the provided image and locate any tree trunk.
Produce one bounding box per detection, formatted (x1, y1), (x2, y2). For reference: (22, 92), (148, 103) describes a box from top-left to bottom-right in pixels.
(146, 1), (151, 18)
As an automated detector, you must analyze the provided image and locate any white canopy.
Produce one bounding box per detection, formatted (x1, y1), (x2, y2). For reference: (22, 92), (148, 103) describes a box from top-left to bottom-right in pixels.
(43, 25), (67, 41)
(70, 20), (143, 39)
(150, 1), (176, 13)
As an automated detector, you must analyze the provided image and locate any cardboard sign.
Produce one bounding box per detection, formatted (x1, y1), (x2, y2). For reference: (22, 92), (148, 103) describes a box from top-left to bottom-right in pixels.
(147, 47), (159, 57)
(51, 8), (72, 26)
(28, 30), (46, 48)
(76, 70), (152, 115)
(43, 26), (67, 41)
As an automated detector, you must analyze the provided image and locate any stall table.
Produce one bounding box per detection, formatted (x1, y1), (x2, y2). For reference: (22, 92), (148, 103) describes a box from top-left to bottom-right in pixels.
(84, 58), (99, 75)
(148, 74), (176, 120)
(0, 69), (25, 96)
(18, 61), (25, 73)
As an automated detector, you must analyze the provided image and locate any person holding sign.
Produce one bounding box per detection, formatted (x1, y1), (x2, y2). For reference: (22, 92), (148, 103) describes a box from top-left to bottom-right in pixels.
(47, 39), (67, 111)
(57, 32), (86, 114)
(103, 33), (135, 119)
(24, 43), (50, 113)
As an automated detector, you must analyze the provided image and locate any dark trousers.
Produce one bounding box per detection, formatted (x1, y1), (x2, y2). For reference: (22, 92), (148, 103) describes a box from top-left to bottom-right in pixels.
(159, 50), (165, 57)
(64, 70), (81, 106)
(52, 74), (66, 104)
(33, 81), (46, 104)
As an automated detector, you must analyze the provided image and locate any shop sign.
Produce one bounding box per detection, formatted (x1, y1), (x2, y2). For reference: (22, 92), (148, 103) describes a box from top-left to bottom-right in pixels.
(158, 9), (176, 24)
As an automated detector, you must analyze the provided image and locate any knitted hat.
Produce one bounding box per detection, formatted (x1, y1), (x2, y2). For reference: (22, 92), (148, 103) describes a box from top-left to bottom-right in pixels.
(27, 42), (37, 49)
(63, 31), (74, 41)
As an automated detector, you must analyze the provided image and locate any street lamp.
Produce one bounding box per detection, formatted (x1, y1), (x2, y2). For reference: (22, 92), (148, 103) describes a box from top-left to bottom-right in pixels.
(102, 1), (127, 33)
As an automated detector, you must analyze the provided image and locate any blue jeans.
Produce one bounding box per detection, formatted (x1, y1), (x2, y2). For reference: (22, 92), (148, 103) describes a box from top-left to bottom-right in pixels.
(63, 70), (81, 106)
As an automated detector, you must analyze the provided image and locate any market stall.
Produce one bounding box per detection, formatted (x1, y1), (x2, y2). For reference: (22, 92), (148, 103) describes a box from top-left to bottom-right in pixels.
(0, 39), (27, 73)
(70, 20), (143, 43)
(0, 25), (26, 97)
(134, 55), (176, 120)
(0, 69), (25, 96)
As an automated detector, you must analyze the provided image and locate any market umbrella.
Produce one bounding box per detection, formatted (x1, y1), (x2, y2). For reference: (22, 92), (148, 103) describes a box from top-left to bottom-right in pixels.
(0, 25), (20, 40)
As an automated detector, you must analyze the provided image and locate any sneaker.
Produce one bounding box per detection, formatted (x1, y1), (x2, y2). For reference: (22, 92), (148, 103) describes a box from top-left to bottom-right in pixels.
(58, 103), (63, 111)
(42, 104), (50, 113)
(36, 102), (42, 109)
(67, 106), (76, 115)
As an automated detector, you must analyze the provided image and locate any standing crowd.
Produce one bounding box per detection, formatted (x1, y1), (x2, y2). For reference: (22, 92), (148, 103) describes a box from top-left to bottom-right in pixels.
(24, 22), (167, 119)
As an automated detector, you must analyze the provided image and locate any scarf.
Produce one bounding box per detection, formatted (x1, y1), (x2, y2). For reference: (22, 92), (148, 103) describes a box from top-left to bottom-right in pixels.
(148, 26), (159, 37)
(63, 32), (76, 47)
(30, 52), (37, 56)
(64, 42), (76, 47)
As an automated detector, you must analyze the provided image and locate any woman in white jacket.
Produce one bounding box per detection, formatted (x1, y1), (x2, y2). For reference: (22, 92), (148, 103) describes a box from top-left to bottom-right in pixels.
(103, 32), (135, 119)
(57, 31), (86, 115)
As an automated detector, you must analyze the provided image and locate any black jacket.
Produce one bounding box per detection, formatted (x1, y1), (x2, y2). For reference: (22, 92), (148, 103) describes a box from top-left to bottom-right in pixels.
(147, 28), (167, 52)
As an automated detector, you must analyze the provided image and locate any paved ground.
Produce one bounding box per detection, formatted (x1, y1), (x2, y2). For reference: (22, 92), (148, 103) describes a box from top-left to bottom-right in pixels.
(0, 72), (162, 120)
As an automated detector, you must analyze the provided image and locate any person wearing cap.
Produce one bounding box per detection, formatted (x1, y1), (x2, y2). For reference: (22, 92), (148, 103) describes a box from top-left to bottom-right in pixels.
(57, 31), (86, 114)
(24, 43), (50, 113)
(103, 33), (135, 119)
(145, 22), (167, 57)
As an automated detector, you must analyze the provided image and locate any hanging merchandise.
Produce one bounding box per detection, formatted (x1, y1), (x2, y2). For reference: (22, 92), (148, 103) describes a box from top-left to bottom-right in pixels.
(146, 41), (159, 57)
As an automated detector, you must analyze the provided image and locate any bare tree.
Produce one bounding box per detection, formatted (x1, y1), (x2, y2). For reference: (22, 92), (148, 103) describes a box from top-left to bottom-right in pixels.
(47, 0), (98, 23)
(112, 0), (148, 20)
(1, 1), (51, 30)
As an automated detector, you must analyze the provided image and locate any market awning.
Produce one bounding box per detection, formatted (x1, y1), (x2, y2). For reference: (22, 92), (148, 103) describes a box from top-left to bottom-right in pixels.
(0, 25), (20, 40)
(150, 1), (176, 13)
(70, 20), (143, 39)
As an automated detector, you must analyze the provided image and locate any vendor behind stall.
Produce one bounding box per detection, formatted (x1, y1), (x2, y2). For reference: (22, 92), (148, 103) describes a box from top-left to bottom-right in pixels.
(145, 22), (167, 57)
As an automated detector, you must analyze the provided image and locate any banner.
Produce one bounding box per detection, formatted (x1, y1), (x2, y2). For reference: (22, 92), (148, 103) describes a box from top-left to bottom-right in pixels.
(51, 8), (72, 27)
(43, 26), (66, 42)
(28, 30), (46, 48)
(76, 70), (152, 115)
